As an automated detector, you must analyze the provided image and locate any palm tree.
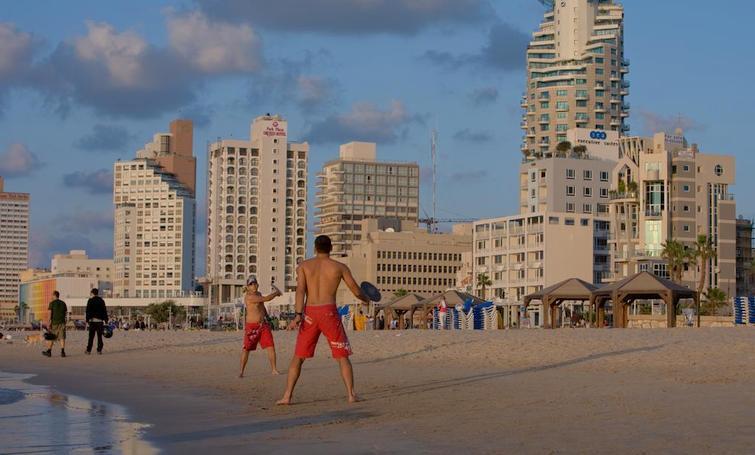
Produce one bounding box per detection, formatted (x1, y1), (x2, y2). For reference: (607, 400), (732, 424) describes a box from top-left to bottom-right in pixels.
(661, 240), (688, 283)
(555, 141), (572, 157)
(572, 145), (587, 158)
(693, 235), (716, 326)
(702, 287), (727, 316)
(477, 273), (492, 300)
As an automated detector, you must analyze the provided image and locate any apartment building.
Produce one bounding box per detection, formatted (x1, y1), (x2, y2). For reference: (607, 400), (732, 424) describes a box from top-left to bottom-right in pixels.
(206, 114), (308, 304)
(113, 120), (197, 298)
(609, 131), (736, 294)
(316, 142), (419, 257)
(336, 218), (471, 304)
(51, 249), (114, 284)
(735, 217), (753, 297)
(0, 176), (29, 309)
(522, 0), (629, 158)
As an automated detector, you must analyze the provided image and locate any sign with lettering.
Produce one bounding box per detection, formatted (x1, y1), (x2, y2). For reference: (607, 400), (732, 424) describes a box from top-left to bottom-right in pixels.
(263, 120), (286, 137)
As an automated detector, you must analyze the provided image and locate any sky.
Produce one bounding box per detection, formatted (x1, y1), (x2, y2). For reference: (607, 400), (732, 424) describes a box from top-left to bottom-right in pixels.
(1, 0), (754, 273)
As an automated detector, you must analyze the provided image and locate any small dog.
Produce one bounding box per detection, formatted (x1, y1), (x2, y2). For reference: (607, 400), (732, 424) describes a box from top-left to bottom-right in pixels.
(24, 333), (44, 345)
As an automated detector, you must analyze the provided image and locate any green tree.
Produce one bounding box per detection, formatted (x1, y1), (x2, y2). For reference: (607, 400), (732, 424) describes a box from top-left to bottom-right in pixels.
(477, 273), (492, 300)
(555, 141), (572, 157)
(145, 300), (185, 325)
(572, 145), (587, 158)
(692, 235), (716, 326)
(701, 287), (727, 316)
(393, 289), (408, 298)
(661, 240), (689, 283)
(617, 179), (626, 194)
(627, 180), (638, 194)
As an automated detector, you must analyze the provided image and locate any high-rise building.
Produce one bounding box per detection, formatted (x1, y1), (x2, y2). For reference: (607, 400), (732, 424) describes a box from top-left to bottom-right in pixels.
(608, 131), (736, 295)
(113, 120), (197, 298)
(735, 217), (753, 297)
(522, 0), (628, 158)
(206, 114), (308, 304)
(315, 142), (419, 257)
(0, 176), (29, 310)
(336, 218), (471, 304)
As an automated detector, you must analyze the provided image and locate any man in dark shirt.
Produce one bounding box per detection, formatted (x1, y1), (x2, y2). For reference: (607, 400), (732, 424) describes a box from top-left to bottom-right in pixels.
(43, 291), (67, 358)
(85, 288), (109, 355)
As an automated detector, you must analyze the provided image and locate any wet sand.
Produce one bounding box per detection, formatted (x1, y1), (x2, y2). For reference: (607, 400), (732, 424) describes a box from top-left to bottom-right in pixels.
(2, 328), (755, 454)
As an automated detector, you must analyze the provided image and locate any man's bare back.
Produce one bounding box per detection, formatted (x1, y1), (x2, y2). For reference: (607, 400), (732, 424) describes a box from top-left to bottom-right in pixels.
(298, 256), (363, 306)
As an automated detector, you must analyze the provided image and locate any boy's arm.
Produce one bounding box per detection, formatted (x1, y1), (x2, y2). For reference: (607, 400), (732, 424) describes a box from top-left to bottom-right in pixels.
(342, 264), (369, 303)
(291, 266), (307, 329)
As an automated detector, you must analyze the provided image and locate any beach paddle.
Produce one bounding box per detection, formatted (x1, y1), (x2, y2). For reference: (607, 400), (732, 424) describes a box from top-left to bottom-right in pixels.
(360, 281), (382, 303)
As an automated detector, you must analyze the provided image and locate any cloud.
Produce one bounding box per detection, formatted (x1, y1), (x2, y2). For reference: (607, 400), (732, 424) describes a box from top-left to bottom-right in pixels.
(638, 111), (706, 135)
(196, 0), (492, 35)
(75, 124), (134, 152)
(167, 10), (263, 73)
(248, 52), (339, 113)
(449, 170), (488, 180)
(59, 209), (114, 234)
(29, 229), (112, 267)
(422, 21), (528, 71)
(453, 128), (493, 143)
(0, 143), (43, 177)
(468, 87), (499, 106)
(27, 12), (263, 118)
(62, 169), (113, 194)
(178, 104), (215, 129)
(304, 101), (421, 145)
(0, 23), (37, 113)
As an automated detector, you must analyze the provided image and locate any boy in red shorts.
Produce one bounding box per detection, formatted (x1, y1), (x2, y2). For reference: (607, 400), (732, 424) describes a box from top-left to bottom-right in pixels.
(239, 276), (282, 377)
(277, 235), (369, 405)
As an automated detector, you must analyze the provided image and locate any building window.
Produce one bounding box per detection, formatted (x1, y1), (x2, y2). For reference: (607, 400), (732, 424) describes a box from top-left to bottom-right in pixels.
(583, 187), (592, 197)
(683, 165), (690, 172)
(600, 188), (608, 198)
(566, 169), (575, 179)
(566, 202), (575, 213)
(683, 225), (690, 232)
(600, 171), (609, 182)
(566, 186), (575, 196)
(715, 165), (724, 176)
(583, 204), (592, 214)
(683, 185), (690, 192)
(565, 218), (575, 226)
(581, 219), (590, 226)
(583, 170), (592, 180)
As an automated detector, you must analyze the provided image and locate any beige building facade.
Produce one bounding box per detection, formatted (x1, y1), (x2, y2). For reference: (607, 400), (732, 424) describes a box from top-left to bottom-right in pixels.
(0, 176), (29, 308)
(206, 114), (308, 304)
(316, 142), (419, 257)
(51, 250), (113, 285)
(113, 120), (197, 299)
(522, 0), (628, 158)
(336, 218), (471, 304)
(609, 131), (736, 294)
(473, 212), (598, 306)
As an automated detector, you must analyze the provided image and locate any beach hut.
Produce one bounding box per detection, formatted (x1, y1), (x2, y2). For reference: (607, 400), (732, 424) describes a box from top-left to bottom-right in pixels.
(523, 278), (597, 329)
(590, 272), (697, 328)
(378, 293), (425, 329)
(411, 290), (486, 329)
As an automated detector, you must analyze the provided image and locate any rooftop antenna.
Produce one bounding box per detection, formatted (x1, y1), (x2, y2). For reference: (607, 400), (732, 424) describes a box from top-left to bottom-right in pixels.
(430, 128), (438, 233)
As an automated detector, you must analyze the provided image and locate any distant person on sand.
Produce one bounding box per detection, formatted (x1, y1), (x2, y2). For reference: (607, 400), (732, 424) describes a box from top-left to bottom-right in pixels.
(85, 288), (109, 355)
(277, 235), (369, 405)
(239, 276), (283, 377)
(42, 291), (67, 358)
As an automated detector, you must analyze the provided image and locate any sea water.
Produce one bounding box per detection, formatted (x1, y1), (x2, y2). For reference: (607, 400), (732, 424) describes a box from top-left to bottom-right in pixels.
(0, 371), (157, 454)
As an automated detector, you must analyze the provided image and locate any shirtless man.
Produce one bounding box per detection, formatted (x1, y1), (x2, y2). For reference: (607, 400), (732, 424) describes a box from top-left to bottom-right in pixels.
(239, 276), (282, 377)
(277, 235), (369, 405)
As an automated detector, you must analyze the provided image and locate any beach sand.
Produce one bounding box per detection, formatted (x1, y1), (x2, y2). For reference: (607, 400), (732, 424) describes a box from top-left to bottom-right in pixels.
(2, 328), (755, 453)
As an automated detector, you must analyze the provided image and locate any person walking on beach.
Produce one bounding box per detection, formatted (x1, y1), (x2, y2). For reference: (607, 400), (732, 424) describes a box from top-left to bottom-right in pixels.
(277, 235), (369, 405)
(85, 288), (108, 355)
(42, 291), (67, 358)
(239, 276), (283, 377)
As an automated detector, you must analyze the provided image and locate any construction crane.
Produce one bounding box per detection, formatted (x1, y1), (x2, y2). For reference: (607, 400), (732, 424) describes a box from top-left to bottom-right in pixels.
(420, 129), (475, 232)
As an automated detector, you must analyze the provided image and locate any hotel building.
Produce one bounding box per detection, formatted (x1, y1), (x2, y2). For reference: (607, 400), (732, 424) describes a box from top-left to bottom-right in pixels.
(735, 218), (753, 297)
(337, 218), (471, 304)
(113, 120), (197, 298)
(315, 142), (419, 257)
(51, 249), (114, 285)
(522, 0), (628, 158)
(0, 176), (29, 311)
(206, 114), (308, 304)
(608, 131), (736, 294)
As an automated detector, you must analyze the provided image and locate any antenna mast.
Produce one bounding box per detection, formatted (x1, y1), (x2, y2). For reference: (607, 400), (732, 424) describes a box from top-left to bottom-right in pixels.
(431, 128), (438, 233)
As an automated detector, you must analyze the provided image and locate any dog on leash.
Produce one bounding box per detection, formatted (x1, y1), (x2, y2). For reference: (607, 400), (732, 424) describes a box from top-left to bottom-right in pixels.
(24, 333), (44, 345)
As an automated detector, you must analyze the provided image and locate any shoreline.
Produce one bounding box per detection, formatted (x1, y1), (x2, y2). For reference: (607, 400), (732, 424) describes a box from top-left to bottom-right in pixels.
(2, 329), (755, 453)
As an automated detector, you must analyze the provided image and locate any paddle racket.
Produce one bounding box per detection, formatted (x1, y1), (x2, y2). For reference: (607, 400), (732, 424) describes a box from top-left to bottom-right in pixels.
(360, 281), (382, 303)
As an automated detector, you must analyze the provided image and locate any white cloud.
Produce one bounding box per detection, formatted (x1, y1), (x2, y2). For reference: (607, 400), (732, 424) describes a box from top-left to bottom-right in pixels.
(0, 23), (34, 77)
(0, 143), (43, 177)
(306, 100), (422, 144)
(74, 21), (149, 87)
(167, 10), (262, 74)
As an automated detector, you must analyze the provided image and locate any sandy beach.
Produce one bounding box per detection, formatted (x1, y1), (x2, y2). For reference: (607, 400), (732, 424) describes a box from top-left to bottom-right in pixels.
(2, 327), (755, 454)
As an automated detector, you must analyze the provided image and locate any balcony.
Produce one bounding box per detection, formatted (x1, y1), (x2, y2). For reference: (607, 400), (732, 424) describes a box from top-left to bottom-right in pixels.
(622, 58), (630, 66)
(621, 80), (631, 88)
(644, 208), (663, 218)
(621, 124), (630, 132)
(621, 102), (630, 110)
(609, 191), (638, 201)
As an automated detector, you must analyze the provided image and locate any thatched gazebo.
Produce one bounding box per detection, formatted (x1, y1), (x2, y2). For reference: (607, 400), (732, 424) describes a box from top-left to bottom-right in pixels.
(590, 272), (697, 328)
(523, 278), (598, 329)
(378, 293), (425, 329)
(411, 290), (486, 329)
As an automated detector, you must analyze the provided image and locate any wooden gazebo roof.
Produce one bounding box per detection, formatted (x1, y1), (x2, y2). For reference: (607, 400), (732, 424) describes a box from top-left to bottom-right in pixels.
(523, 278), (598, 306)
(379, 293), (426, 312)
(591, 272), (696, 300)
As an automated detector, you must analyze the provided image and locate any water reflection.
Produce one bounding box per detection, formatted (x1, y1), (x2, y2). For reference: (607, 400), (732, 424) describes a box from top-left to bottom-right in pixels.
(0, 371), (157, 454)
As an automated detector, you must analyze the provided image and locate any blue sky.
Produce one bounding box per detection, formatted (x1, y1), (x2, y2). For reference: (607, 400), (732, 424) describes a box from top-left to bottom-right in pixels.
(1, 0), (753, 272)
